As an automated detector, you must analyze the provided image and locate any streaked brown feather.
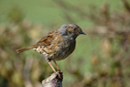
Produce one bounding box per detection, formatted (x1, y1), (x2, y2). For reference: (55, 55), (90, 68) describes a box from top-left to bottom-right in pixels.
(36, 31), (64, 54)
(37, 31), (57, 46)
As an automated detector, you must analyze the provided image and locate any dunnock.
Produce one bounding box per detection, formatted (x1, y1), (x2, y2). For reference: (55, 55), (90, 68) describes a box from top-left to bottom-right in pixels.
(16, 24), (86, 72)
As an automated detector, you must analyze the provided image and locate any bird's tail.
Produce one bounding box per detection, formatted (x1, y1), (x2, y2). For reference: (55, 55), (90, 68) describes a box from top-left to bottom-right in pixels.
(16, 45), (37, 53)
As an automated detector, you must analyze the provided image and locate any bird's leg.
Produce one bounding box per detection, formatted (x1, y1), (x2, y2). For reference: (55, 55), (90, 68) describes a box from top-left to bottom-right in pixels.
(46, 60), (56, 72)
(53, 60), (60, 71)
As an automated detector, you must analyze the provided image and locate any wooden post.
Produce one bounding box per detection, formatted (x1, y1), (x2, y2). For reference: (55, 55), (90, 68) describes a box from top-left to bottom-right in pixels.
(42, 71), (63, 87)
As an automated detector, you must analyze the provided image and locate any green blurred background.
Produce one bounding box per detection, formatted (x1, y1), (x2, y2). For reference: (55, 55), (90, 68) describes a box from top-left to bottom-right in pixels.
(0, 0), (130, 87)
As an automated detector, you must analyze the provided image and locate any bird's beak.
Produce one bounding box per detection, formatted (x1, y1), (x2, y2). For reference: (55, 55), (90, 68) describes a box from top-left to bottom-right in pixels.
(80, 31), (86, 35)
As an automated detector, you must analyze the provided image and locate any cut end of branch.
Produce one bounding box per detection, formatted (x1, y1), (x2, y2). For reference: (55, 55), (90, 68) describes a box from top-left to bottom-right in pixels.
(42, 71), (63, 87)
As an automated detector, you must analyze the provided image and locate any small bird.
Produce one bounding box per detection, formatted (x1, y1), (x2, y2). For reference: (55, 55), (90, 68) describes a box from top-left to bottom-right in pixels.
(16, 24), (86, 72)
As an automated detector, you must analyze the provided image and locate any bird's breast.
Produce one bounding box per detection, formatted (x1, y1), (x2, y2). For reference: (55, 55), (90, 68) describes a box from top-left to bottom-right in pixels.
(52, 38), (76, 60)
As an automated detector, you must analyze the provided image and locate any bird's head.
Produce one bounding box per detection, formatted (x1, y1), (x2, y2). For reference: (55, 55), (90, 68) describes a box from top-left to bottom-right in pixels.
(58, 24), (86, 39)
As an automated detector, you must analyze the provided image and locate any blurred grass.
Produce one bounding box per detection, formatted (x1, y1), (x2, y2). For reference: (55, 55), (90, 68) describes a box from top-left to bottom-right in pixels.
(0, 0), (123, 27)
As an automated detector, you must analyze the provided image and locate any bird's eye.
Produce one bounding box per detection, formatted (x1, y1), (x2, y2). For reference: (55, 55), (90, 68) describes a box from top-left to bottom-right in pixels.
(64, 26), (67, 28)
(74, 28), (77, 31)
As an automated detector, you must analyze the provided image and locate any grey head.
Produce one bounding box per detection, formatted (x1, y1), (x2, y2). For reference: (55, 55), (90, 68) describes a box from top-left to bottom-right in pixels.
(58, 24), (86, 39)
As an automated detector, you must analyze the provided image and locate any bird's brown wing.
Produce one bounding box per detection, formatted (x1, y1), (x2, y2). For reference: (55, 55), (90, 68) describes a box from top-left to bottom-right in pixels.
(36, 31), (63, 54)
(37, 31), (57, 46)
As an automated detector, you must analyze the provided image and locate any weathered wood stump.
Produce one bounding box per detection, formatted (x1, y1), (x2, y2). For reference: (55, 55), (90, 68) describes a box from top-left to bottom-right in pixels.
(42, 71), (63, 87)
